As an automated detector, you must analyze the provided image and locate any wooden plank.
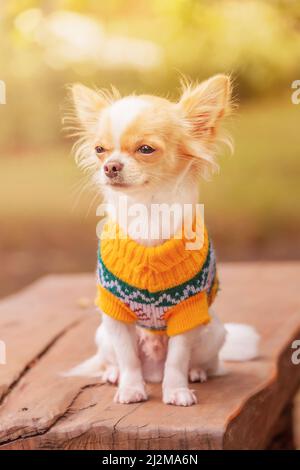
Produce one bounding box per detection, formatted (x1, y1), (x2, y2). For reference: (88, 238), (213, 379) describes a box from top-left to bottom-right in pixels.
(0, 263), (299, 450)
(0, 275), (95, 402)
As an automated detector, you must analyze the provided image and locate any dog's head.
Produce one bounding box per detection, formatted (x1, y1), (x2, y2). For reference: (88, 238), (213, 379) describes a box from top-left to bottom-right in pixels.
(68, 75), (232, 198)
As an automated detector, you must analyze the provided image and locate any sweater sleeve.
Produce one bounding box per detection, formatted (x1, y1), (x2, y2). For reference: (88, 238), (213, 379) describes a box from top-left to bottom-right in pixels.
(95, 285), (137, 324)
(165, 291), (211, 336)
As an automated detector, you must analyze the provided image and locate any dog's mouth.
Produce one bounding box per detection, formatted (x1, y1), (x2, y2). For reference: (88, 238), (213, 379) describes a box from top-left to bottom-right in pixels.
(105, 180), (149, 190)
(106, 182), (130, 188)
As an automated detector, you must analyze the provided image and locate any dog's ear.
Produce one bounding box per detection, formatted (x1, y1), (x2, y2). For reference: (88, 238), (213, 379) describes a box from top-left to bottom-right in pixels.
(178, 74), (232, 139)
(71, 84), (109, 128)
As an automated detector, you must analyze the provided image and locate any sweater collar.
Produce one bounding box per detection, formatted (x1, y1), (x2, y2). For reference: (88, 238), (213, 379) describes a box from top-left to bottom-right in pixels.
(100, 217), (208, 274)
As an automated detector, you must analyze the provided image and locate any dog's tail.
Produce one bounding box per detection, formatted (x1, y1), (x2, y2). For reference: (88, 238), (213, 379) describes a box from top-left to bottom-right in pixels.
(220, 323), (260, 362)
(62, 352), (105, 377)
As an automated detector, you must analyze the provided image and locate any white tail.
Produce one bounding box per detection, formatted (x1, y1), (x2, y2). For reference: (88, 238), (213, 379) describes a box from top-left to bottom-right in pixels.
(62, 352), (104, 377)
(220, 323), (260, 362)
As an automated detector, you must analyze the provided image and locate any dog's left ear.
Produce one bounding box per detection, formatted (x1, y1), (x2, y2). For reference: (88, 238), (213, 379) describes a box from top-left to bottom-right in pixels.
(71, 84), (109, 129)
(178, 74), (232, 138)
(65, 84), (121, 135)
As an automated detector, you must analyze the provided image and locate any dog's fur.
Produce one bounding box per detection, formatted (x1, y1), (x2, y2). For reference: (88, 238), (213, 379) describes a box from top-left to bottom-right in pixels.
(65, 75), (259, 406)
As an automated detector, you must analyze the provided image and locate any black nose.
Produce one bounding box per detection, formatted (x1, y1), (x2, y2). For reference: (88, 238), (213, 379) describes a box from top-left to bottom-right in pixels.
(104, 160), (124, 178)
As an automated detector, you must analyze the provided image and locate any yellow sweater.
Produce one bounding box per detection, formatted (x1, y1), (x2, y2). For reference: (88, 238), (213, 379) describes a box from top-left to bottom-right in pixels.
(95, 220), (219, 336)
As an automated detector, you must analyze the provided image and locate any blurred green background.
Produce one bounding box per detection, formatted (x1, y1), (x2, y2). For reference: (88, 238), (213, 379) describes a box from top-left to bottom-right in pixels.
(0, 0), (300, 298)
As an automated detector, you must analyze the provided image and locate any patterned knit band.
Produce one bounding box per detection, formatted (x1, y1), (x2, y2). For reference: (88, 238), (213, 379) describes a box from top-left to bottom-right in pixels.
(96, 221), (219, 334)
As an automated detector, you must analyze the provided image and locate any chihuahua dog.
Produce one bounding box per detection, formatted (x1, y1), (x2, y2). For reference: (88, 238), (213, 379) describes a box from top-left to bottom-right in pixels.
(66, 74), (259, 406)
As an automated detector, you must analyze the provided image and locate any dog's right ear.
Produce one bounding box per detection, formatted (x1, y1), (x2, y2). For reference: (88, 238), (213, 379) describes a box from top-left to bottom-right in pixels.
(71, 84), (109, 128)
(178, 74), (232, 140)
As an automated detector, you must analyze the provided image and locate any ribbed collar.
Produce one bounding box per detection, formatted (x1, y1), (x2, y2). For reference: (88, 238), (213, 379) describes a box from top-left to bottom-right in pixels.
(99, 218), (209, 292)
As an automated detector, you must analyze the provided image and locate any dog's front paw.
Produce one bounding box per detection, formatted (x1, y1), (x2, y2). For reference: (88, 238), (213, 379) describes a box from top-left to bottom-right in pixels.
(163, 387), (197, 406)
(114, 385), (148, 404)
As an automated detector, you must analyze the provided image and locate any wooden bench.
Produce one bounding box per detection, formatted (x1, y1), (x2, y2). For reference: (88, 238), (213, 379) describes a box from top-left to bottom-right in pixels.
(0, 263), (299, 450)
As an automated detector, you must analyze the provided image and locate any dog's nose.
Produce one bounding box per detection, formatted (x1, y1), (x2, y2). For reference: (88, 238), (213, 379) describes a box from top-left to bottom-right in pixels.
(104, 160), (124, 178)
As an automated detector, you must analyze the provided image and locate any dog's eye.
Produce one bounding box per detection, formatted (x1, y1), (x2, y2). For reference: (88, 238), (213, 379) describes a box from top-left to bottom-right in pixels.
(95, 145), (105, 154)
(138, 145), (155, 155)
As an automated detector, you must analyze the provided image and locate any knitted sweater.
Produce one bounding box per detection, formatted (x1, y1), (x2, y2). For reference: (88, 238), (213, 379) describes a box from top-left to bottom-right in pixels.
(95, 220), (219, 336)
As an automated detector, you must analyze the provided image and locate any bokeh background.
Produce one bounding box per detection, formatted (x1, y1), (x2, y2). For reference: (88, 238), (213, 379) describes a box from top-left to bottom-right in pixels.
(1, 0), (300, 300)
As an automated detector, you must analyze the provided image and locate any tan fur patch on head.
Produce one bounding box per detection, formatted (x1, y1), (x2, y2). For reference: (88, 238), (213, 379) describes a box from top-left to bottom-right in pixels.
(119, 98), (180, 156)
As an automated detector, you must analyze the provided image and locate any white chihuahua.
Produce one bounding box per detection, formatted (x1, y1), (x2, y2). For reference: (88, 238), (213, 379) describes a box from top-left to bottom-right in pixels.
(66, 75), (259, 406)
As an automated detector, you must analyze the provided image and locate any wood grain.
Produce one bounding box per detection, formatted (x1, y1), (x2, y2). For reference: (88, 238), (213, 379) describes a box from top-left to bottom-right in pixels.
(0, 263), (299, 450)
